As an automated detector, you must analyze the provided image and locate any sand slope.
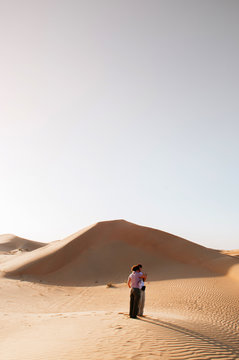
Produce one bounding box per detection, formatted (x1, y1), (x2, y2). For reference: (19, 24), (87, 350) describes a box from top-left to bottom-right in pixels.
(1, 220), (239, 285)
(1, 220), (239, 284)
(0, 234), (47, 266)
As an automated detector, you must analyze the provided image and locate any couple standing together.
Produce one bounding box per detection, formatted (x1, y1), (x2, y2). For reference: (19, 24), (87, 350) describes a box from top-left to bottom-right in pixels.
(127, 264), (147, 319)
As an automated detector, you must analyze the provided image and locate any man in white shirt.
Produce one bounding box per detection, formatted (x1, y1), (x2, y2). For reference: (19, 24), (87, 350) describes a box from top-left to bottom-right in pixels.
(137, 264), (146, 316)
(127, 265), (147, 318)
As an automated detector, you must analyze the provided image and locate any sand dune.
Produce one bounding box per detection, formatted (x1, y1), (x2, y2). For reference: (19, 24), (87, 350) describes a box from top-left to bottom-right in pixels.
(1, 220), (239, 285)
(1, 220), (239, 359)
(0, 234), (47, 265)
(221, 249), (239, 258)
(0, 234), (46, 253)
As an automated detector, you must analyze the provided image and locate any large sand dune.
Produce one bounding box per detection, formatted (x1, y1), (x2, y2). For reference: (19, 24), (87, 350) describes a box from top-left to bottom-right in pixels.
(1, 220), (239, 285)
(1, 220), (239, 359)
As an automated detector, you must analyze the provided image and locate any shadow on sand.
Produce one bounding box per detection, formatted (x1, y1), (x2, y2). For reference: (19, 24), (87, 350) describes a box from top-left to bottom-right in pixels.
(138, 316), (239, 357)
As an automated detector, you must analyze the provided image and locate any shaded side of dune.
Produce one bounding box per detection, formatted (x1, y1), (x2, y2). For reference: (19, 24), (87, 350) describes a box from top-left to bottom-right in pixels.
(1, 220), (239, 285)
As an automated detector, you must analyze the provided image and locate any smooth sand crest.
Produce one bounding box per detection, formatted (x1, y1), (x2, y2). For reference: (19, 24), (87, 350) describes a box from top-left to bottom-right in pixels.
(0, 220), (239, 359)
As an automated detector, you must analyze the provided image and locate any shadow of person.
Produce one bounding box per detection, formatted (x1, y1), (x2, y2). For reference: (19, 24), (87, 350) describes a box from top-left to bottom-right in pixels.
(138, 316), (239, 357)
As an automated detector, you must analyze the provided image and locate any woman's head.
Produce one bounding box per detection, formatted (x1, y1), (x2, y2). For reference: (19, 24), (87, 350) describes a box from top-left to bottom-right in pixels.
(131, 265), (139, 272)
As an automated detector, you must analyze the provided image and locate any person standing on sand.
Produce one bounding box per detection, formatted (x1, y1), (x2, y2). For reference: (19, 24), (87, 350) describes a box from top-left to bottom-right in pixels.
(137, 264), (147, 316)
(127, 265), (146, 319)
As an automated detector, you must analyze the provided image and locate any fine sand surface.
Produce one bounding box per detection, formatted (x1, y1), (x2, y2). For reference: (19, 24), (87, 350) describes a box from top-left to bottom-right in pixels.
(0, 220), (239, 360)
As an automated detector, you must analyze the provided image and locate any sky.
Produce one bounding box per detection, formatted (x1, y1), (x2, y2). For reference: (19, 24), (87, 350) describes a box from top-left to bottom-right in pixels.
(0, 0), (239, 249)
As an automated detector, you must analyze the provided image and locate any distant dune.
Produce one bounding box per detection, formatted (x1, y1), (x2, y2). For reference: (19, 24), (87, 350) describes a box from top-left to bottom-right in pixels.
(221, 249), (239, 258)
(0, 234), (46, 253)
(1, 220), (239, 285)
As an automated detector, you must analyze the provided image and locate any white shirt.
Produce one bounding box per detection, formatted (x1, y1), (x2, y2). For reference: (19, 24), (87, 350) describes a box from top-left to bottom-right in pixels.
(139, 271), (144, 289)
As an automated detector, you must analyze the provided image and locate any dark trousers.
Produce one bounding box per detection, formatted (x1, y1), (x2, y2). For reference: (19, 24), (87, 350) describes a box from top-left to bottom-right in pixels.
(130, 288), (141, 318)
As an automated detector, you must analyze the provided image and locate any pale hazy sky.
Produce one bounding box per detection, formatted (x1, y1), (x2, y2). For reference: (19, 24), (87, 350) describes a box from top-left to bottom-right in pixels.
(0, 0), (239, 249)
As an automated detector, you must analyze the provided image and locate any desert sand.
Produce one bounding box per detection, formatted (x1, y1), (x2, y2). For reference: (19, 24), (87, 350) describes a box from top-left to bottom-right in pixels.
(0, 220), (239, 359)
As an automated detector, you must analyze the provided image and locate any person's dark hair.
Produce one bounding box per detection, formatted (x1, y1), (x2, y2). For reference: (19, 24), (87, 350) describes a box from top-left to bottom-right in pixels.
(131, 265), (139, 272)
(137, 264), (142, 268)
